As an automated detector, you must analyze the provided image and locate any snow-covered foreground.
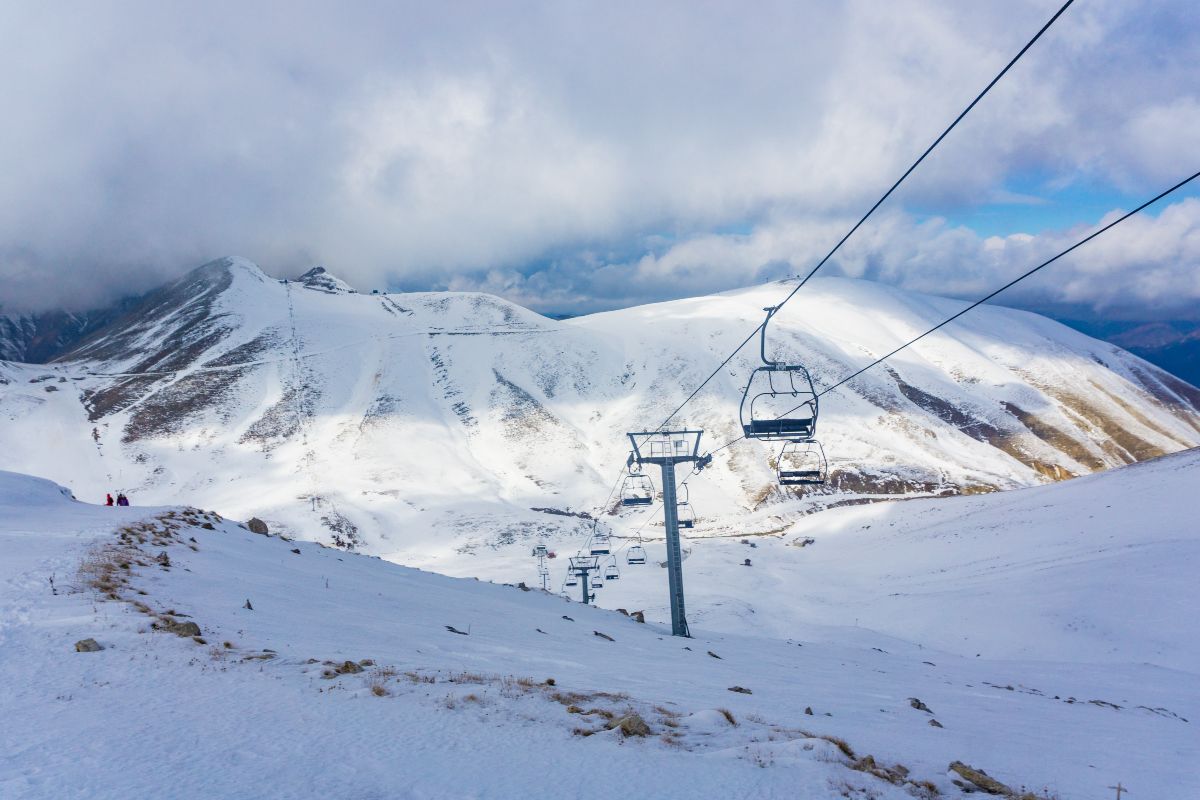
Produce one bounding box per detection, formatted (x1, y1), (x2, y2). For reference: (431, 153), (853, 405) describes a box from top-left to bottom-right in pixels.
(2, 455), (1196, 799)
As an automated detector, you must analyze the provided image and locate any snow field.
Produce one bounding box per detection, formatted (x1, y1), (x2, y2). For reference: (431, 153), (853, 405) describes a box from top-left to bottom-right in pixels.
(2, 464), (1197, 799)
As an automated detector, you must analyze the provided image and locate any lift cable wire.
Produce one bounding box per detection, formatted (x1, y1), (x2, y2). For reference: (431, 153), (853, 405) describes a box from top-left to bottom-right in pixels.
(687, 168), (1200, 465)
(813, 169), (1200, 401)
(571, 467), (629, 561)
(575, 0), (1076, 568)
(653, 0), (1075, 434)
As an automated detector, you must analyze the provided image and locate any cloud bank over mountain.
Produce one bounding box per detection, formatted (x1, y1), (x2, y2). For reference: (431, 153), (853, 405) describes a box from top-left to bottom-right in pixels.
(0, 0), (1196, 316)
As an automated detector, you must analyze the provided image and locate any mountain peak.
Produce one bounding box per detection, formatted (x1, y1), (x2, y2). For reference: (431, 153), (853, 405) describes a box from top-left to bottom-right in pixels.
(295, 266), (355, 294)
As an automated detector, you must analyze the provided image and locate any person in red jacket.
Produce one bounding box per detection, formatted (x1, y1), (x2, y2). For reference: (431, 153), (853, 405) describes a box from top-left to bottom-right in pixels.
(105, 493), (114, 506)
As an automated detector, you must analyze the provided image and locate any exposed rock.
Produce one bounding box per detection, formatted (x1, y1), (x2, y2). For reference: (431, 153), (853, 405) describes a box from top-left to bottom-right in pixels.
(630, 611), (645, 623)
(929, 719), (943, 728)
(805, 706), (814, 715)
(727, 686), (752, 695)
(909, 697), (932, 713)
(75, 638), (103, 652)
(336, 660), (364, 675)
(247, 517), (269, 535)
(608, 713), (652, 737)
(948, 761), (1012, 795)
(162, 619), (201, 637)
(297, 266), (355, 294)
(850, 755), (909, 785)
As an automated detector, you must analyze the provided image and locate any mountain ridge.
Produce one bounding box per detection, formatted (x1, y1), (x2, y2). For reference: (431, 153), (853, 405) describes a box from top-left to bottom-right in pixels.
(1, 256), (1197, 567)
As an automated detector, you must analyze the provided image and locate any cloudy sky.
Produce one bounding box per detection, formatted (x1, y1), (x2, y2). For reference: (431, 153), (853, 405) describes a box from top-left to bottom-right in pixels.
(1, 0), (1197, 319)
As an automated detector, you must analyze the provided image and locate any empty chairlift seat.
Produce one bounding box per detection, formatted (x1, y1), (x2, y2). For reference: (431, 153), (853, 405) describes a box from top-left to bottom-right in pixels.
(739, 306), (820, 442)
(626, 545), (647, 565)
(620, 474), (655, 506)
(740, 366), (819, 440)
(675, 483), (696, 529)
(778, 440), (828, 486)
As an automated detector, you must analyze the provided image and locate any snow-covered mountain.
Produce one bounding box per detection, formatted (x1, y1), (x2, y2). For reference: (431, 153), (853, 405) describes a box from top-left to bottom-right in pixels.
(2, 447), (1196, 799)
(1, 256), (1197, 569)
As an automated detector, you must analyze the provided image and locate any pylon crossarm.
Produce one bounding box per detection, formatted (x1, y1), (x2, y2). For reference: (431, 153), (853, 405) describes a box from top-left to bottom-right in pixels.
(627, 430), (704, 464)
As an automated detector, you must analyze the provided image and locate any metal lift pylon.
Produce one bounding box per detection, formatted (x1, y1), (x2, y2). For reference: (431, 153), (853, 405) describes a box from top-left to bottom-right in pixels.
(567, 555), (599, 605)
(626, 430), (710, 637)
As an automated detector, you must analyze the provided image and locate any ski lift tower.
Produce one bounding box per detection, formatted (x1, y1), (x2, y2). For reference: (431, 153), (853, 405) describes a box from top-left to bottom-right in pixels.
(533, 545), (551, 590)
(568, 555), (599, 604)
(627, 429), (710, 637)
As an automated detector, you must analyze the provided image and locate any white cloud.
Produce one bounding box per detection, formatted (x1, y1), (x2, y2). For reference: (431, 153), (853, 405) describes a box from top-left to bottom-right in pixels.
(0, 0), (1196, 316)
(521, 198), (1200, 317)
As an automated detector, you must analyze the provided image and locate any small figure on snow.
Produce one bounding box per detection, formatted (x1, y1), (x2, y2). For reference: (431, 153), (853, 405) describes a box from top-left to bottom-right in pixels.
(116, 493), (129, 507)
(105, 493), (114, 507)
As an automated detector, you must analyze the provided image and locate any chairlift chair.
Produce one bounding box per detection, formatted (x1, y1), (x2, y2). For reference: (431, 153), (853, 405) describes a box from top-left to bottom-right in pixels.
(778, 440), (828, 486)
(740, 306), (819, 442)
(677, 501), (695, 529)
(565, 574), (579, 588)
(588, 522), (609, 554)
(532, 544), (548, 558)
(604, 564), (620, 581)
(591, 575), (604, 589)
(620, 473), (655, 506)
(627, 545), (647, 565)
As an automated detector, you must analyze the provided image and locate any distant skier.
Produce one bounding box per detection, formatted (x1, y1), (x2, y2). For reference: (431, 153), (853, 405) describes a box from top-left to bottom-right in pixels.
(105, 493), (114, 507)
(116, 493), (129, 507)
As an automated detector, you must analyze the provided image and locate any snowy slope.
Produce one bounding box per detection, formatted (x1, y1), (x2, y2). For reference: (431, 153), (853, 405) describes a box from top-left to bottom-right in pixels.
(0, 256), (1197, 570)
(2, 466), (1196, 799)
(537, 448), (1200, 669)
